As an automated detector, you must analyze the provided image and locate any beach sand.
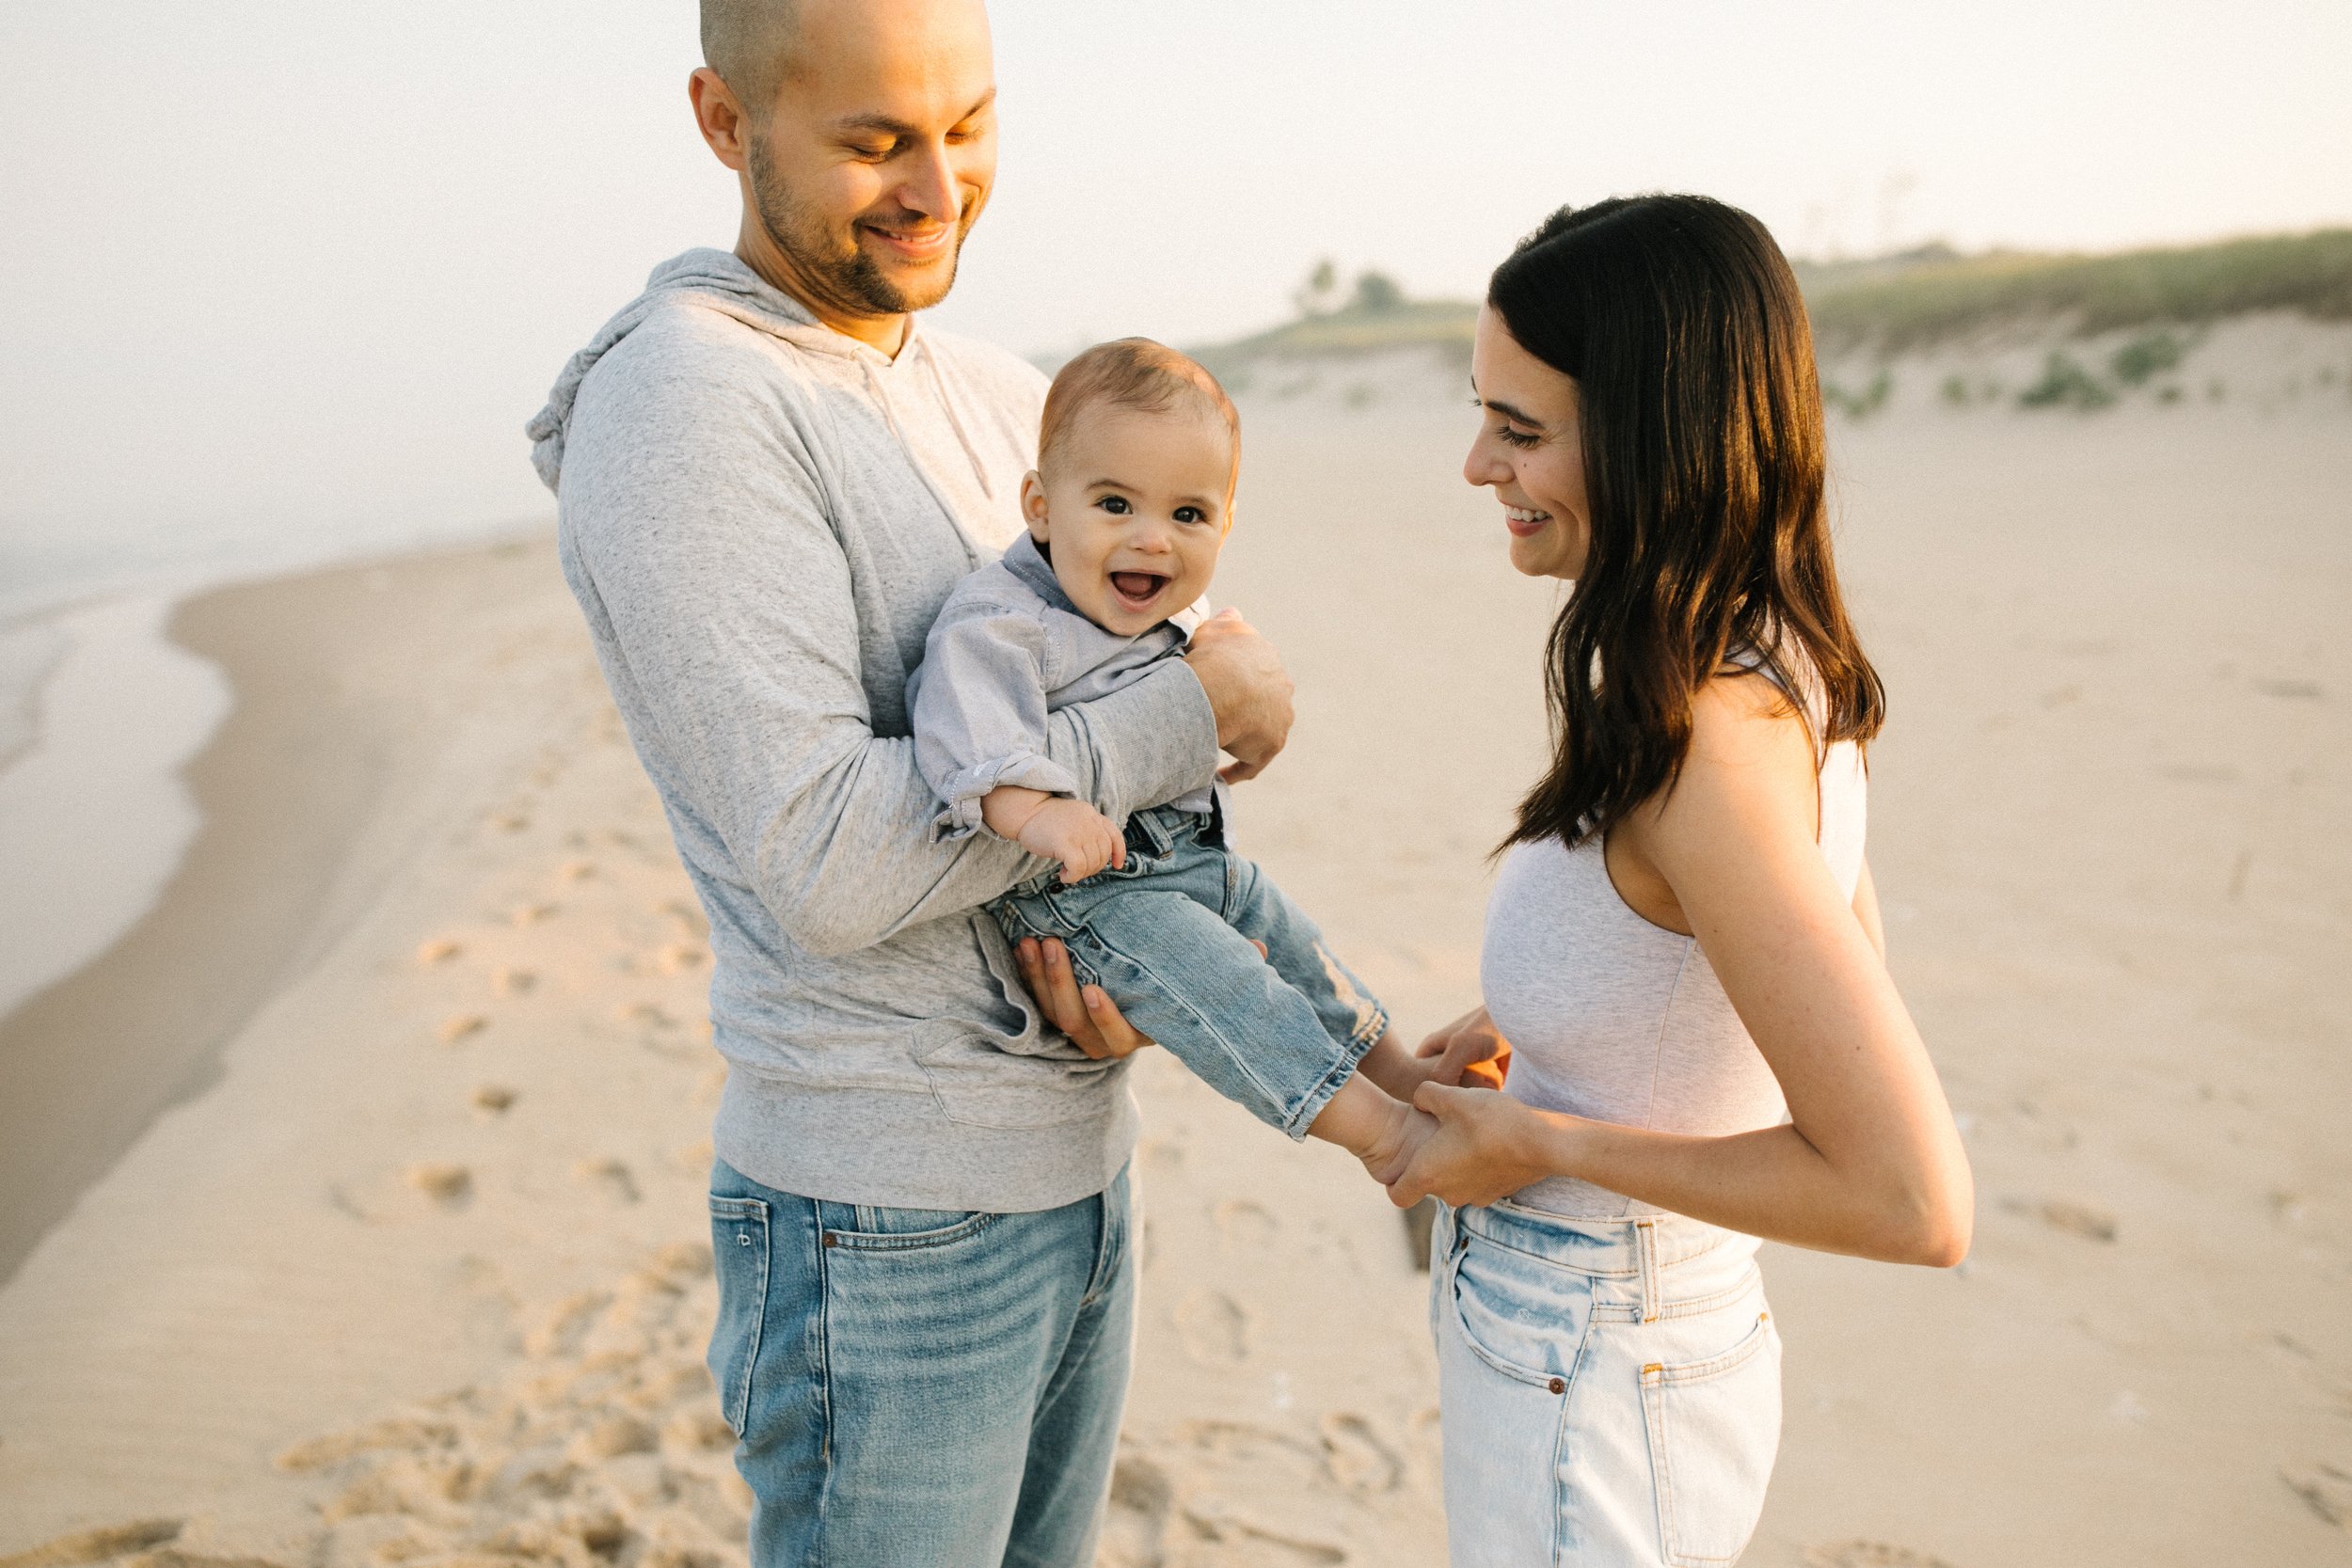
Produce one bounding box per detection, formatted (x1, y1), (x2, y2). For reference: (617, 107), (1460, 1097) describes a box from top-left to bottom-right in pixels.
(1, 365), (2346, 1564)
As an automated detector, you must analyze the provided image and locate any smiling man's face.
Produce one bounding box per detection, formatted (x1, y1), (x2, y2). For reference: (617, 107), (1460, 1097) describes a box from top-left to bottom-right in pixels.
(1022, 402), (1236, 639)
(706, 0), (997, 335)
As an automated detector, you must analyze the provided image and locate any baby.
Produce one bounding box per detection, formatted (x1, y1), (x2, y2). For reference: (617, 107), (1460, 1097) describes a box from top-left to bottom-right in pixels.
(907, 339), (1434, 1180)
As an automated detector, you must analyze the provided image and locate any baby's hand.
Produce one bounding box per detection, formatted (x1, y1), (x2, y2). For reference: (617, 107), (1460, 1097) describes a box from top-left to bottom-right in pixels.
(1017, 798), (1128, 884)
(1359, 1101), (1440, 1189)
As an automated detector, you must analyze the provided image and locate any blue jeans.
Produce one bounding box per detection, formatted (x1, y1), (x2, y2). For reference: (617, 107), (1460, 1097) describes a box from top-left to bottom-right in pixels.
(1431, 1201), (1781, 1566)
(707, 1159), (1136, 1567)
(990, 804), (1389, 1138)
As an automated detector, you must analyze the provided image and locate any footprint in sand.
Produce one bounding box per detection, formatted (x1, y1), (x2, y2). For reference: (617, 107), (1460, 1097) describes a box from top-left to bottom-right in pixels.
(655, 898), (710, 937)
(525, 1290), (612, 1358)
(437, 1014), (487, 1045)
(1138, 1133), (1188, 1174)
(1319, 1413), (1404, 1495)
(2004, 1196), (2118, 1243)
(569, 1413), (658, 1462)
(654, 942), (708, 976)
(491, 810), (531, 833)
(1180, 1511), (1346, 1565)
(616, 1001), (675, 1028)
(2283, 1462), (2352, 1528)
(405, 1164), (472, 1209)
(470, 1085), (517, 1115)
(1213, 1198), (1278, 1249)
(1178, 1419), (1322, 1480)
(0, 1519), (183, 1568)
(1095, 1452), (1175, 1568)
(574, 1158), (642, 1205)
(559, 859), (596, 882)
(491, 967), (536, 996)
(1172, 1291), (1249, 1367)
(416, 939), (462, 966)
(1804, 1544), (1959, 1568)
(509, 902), (558, 927)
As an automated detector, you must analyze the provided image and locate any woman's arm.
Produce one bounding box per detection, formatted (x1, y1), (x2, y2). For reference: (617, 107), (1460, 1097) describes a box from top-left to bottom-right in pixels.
(1391, 677), (1972, 1267)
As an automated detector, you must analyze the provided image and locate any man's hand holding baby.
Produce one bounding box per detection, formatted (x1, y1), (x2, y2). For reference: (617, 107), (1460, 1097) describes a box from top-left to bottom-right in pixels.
(1185, 608), (1294, 784)
(982, 784), (1126, 884)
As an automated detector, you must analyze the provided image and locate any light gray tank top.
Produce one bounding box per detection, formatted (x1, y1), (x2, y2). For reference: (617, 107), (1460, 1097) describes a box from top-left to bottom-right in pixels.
(1479, 676), (1867, 1219)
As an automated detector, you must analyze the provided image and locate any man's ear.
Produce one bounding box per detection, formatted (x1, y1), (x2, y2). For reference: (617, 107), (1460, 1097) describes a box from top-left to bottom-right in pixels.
(688, 67), (751, 172)
(1019, 470), (1051, 541)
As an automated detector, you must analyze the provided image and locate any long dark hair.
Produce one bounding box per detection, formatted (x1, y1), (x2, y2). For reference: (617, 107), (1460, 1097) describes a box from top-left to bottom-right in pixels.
(1493, 194), (1884, 852)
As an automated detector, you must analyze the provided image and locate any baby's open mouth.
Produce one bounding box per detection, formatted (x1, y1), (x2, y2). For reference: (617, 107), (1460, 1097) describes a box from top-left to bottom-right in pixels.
(1108, 571), (1170, 609)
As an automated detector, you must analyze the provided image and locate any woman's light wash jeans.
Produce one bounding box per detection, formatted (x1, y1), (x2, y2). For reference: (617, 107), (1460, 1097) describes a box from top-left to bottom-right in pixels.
(1431, 1199), (1782, 1567)
(707, 1158), (1135, 1568)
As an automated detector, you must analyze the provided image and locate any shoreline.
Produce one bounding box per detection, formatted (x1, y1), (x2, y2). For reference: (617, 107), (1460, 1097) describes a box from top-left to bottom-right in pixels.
(0, 538), (557, 1282)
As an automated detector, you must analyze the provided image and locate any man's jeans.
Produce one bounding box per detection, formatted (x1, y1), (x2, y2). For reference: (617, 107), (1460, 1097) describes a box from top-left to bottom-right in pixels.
(707, 1159), (1135, 1567)
(991, 804), (1389, 1138)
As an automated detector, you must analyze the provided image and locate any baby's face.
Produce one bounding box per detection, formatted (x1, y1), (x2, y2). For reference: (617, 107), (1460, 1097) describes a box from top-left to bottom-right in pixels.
(1021, 402), (1235, 637)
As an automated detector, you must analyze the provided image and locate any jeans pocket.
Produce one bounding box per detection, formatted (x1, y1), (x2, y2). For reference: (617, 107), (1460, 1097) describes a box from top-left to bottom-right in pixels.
(1638, 1307), (1783, 1566)
(707, 1195), (771, 1437)
(822, 1206), (1001, 1254)
(1450, 1227), (1593, 1389)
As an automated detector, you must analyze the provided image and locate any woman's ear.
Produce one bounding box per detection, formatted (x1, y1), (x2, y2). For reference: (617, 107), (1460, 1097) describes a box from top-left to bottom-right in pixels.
(1019, 470), (1051, 542)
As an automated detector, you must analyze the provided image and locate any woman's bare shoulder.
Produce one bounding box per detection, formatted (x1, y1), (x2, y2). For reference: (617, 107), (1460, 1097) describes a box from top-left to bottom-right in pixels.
(1683, 669), (1815, 770)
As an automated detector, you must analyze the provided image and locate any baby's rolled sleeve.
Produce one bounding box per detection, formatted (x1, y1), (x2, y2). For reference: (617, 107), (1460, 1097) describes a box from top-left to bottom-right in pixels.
(929, 752), (1085, 841)
(912, 603), (1074, 844)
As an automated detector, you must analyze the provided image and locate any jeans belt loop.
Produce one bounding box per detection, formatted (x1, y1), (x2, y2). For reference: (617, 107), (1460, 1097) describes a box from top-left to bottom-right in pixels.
(1635, 1217), (1661, 1323)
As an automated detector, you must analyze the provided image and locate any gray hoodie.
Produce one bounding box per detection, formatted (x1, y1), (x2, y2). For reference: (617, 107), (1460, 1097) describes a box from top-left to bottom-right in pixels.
(530, 250), (1219, 1212)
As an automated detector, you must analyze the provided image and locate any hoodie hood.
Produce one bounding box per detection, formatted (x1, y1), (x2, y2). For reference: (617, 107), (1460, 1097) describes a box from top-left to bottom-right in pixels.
(527, 248), (881, 493)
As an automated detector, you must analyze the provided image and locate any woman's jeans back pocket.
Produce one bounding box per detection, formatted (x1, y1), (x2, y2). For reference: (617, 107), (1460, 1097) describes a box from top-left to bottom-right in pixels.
(708, 1195), (771, 1436)
(1639, 1308), (1782, 1566)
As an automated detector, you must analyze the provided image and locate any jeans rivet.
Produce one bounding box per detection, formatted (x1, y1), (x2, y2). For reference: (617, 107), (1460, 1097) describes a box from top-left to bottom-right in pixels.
(1548, 1376), (1565, 1394)
(822, 1234), (839, 1247)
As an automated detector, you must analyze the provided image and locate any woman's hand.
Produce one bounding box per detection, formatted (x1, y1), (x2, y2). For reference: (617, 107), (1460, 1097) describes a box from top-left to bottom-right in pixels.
(1385, 1084), (1566, 1208)
(1013, 936), (1156, 1060)
(1413, 1005), (1513, 1091)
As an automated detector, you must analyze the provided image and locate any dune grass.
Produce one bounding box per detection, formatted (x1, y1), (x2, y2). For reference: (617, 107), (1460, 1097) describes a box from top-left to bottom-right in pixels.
(1194, 230), (2352, 371)
(1803, 230), (2352, 352)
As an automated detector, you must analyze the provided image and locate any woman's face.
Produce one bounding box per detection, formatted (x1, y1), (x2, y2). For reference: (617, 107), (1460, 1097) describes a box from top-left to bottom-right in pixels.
(1463, 305), (1591, 580)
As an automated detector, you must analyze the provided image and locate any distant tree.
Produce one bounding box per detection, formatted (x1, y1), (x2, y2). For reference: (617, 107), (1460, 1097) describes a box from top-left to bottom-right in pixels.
(1350, 269), (1406, 313)
(1292, 258), (1342, 319)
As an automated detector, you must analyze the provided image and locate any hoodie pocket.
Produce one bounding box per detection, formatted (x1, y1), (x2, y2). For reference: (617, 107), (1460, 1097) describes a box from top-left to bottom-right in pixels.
(913, 1020), (1119, 1130)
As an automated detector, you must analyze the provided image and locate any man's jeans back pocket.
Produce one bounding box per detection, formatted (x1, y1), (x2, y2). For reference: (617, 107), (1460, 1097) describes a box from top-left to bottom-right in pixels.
(708, 1195), (771, 1436)
(1638, 1308), (1782, 1566)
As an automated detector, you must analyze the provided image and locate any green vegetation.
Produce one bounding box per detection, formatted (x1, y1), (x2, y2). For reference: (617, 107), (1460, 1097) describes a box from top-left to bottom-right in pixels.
(1823, 370), (1894, 420)
(1195, 230), (2352, 373)
(2017, 352), (2117, 411)
(1801, 230), (2352, 353)
(1192, 261), (1477, 382)
(2109, 329), (2186, 386)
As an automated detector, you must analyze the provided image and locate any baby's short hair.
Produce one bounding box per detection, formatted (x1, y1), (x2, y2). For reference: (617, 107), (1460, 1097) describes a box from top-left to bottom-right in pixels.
(1038, 338), (1240, 480)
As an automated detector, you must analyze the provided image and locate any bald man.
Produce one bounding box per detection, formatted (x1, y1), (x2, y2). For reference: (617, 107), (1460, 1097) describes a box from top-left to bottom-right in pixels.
(526, 2), (1295, 1562)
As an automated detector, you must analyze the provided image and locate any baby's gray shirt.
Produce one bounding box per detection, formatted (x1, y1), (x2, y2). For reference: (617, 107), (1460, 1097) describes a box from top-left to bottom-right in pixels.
(910, 532), (1220, 842)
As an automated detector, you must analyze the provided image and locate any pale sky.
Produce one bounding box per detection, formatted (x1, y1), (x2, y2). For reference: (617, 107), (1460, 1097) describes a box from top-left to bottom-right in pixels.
(4, 0), (2348, 590)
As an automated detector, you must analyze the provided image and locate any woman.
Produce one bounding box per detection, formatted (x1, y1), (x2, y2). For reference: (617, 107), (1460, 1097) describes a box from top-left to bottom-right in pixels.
(1017, 193), (1971, 1564)
(1386, 195), (1974, 1565)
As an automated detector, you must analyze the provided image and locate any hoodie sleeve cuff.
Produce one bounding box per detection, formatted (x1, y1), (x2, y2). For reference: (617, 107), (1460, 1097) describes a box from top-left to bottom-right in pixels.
(929, 753), (1088, 843)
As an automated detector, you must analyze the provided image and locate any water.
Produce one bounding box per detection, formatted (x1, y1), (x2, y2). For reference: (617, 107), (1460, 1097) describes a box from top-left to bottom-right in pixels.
(0, 595), (231, 1019)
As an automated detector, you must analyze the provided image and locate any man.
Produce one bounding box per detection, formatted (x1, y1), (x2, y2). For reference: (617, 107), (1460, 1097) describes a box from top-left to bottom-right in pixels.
(524, 1), (1295, 1561)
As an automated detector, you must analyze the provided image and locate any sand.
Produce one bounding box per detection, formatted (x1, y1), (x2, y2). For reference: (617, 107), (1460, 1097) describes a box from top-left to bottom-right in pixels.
(0, 349), (2347, 1565)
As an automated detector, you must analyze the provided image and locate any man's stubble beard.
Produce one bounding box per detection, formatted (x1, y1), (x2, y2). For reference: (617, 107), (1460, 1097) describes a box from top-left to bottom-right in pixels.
(746, 135), (975, 319)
